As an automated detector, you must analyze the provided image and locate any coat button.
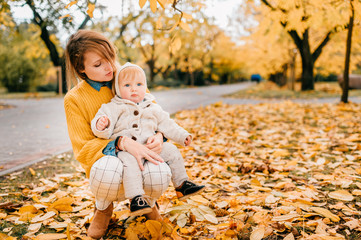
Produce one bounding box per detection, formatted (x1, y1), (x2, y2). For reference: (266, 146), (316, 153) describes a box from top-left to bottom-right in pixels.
(131, 136), (137, 141)
(132, 124), (138, 128)
(134, 110), (139, 116)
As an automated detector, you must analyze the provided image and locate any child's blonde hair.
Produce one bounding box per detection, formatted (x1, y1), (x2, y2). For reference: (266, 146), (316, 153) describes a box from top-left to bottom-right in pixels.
(65, 30), (117, 90)
(114, 65), (147, 96)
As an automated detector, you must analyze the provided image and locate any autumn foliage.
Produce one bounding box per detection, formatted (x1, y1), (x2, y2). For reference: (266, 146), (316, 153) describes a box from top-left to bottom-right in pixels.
(1, 101), (361, 239)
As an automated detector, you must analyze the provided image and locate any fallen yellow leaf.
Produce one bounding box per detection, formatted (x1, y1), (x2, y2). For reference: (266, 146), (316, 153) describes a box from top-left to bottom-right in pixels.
(63, 181), (86, 187)
(0, 213), (7, 220)
(310, 207), (340, 222)
(19, 205), (38, 214)
(225, 229), (237, 237)
(189, 195), (209, 204)
(146, 220), (162, 239)
(351, 189), (361, 196)
(35, 233), (68, 240)
(272, 213), (299, 221)
(328, 190), (354, 201)
(31, 211), (57, 223)
(0, 232), (16, 240)
(50, 197), (74, 212)
(272, 149), (290, 157)
(284, 233), (295, 240)
(250, 226), (265, 240)
(29, 167), (36, 176)
(28, 222), (42, 233)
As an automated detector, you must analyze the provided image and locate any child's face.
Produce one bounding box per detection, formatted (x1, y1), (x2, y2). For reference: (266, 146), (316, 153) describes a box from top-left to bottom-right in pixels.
(119, 74), (147, 103)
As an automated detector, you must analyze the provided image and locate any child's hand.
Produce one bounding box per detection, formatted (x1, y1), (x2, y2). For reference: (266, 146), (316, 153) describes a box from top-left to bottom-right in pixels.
(96, 116), (109, 131)
(146, 133), (163, 154)
(184, 135), (192, 146)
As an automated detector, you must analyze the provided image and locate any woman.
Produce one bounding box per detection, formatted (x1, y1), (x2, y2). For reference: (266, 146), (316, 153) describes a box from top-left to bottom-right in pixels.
(64, 29), (171, 239)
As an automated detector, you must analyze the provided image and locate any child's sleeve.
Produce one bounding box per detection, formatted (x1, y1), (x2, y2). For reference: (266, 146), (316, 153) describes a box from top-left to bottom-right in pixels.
(91, 102), (119, 139)
(154, 104), (190, 146)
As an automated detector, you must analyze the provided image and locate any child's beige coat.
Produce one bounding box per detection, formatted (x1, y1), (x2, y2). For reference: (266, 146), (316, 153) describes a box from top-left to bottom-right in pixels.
(91, 92), (189, 145)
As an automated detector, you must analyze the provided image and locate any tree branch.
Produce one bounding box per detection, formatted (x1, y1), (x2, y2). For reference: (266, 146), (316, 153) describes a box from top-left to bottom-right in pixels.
(261, 0), (275, 10)
(78, 0), (97, 30)
(26, 0), (43, 25)
(138, 44), (149, 60)
(26, 0), (60, 66)
(118, 11), (143, 39)
(287, 29), (302, 50)
(261, 0), (287, 13)
(312, 31), (332, 61)
(78, 15), (90, 30)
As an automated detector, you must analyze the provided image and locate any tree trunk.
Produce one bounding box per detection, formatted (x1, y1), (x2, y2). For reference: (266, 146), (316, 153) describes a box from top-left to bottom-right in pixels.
(161, 65), (171, 80)
(341, 1), (354, 103)
(300, 54), (314, 90)
(190, 72), (195, 86)
(299, 31), (314, 90)
(146, 60), (155, 83)
(288, 29), (314, 90)
(262, 0), (336, 91)
(26, 0), (92, 93)
(209, 58), (214, 83)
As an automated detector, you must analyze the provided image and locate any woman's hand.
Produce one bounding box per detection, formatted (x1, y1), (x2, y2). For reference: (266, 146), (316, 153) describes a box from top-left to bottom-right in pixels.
(121, 136), (164, 171)
(145, 132), (164, 154)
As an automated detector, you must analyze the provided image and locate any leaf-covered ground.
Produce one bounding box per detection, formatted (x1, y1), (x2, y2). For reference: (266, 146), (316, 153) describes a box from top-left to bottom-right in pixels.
(227, 81), (361, 99)
(1, 101), (361, 239)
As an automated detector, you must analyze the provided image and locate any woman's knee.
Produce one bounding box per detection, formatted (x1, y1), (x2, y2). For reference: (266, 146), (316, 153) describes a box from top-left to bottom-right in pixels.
(89, 156), (125, 208)
(142, 162), (171, 199)
(89, 155), (124, 189)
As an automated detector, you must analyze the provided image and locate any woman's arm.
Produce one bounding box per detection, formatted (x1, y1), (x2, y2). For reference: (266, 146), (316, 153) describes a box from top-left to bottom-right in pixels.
(64, 94), (112, 177)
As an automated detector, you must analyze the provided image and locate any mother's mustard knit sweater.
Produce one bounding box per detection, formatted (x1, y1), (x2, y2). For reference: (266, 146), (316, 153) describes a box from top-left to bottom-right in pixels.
(64, 80), (113, 177)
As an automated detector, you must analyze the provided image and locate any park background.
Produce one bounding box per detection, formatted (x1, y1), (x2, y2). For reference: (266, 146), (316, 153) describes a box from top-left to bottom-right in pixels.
(1, 0), (361, 99)
(1, 0), (361, 239)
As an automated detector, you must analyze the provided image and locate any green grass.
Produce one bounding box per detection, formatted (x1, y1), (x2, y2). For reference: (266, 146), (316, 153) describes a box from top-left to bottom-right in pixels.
(226, 81), (361, 99)
(0, 152), (79, 204)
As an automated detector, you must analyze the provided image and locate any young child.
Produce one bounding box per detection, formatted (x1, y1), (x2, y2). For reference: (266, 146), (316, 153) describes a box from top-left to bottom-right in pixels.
(91, 62), (205, 216)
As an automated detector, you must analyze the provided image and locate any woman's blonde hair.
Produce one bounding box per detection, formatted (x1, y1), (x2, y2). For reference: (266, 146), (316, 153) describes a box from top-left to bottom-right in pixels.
(65, 30), (117, 90)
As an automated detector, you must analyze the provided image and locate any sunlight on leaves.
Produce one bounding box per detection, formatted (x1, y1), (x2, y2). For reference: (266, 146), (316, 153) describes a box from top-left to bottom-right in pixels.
(1, 102), (361, 239)
(86, 3), (95, 18)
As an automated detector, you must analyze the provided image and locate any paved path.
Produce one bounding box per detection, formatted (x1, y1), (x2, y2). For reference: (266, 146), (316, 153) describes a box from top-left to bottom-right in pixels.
(0, 82), (255, 176)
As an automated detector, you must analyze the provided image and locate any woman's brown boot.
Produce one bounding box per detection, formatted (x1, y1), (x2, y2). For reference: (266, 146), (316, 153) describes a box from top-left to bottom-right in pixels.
(145, 202), (163, 221)
(87, 203), (113, 239)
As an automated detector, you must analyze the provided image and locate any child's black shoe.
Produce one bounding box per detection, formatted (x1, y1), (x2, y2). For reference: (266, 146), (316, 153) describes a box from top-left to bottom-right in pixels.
(130, 195), (152, 216)
(176, 180), (205, 200)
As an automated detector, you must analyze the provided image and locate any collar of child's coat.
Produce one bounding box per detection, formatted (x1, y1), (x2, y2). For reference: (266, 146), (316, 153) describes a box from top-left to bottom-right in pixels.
(111, 93), (155, 107)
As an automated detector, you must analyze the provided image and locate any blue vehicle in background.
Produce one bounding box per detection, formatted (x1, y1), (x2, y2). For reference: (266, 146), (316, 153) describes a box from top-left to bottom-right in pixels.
(251, 74), (262, 83)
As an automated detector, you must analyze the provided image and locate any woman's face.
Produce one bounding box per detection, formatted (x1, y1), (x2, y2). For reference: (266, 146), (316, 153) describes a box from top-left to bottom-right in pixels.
(81, 51), (113, 82)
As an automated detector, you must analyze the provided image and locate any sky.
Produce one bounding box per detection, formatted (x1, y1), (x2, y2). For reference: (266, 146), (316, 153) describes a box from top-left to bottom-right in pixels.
(11, 0), (241, 45)
(94, 0), (239, 28)
(12, 0), (240, 29)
